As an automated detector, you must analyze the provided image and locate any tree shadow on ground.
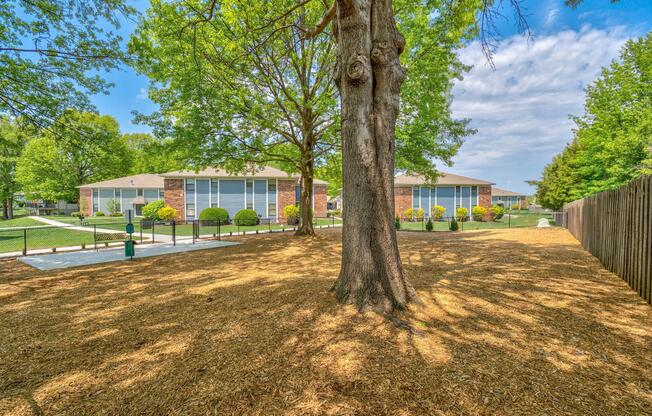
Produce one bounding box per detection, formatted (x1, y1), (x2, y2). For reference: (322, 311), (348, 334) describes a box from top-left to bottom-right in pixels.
(0, 228), (651, 415)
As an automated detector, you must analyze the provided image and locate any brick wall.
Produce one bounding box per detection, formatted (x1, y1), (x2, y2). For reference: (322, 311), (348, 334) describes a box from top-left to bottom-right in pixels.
(79, 188), (92, 216)
(479, 185), (492, 209)
(164, 178), (184, 220)
(395, 186), (412, 216)
(314, 184), (328, 218)
(277, 179), (296, 220)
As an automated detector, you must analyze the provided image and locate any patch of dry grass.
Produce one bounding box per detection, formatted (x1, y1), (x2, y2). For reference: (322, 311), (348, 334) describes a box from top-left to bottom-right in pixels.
(0, 228), (650, 415)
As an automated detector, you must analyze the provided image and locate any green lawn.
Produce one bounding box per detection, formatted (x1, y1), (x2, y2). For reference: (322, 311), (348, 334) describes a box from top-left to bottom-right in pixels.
(0, 216), (45, 228)
(0, 226), (100, 254)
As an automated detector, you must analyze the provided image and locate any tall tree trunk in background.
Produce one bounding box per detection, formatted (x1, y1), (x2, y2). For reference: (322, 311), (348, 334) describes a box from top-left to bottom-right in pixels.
(296, 159), (315, 236)
(2, 198), (7, 220)
(6, 197), (13, 220)
(331, 0), (419, 312)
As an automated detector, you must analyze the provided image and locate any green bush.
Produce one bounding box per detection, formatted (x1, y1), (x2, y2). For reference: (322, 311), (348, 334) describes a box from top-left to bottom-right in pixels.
(199, 207), (229, 224)
(510, 204), (520, 210)
(71, 211), (83, 218)
(416, 208), (425, 221)
(426, 218), (433, 232)
(142, 200), (166, 220)
(95, 211), (105, 217)
(109, 212), (124, 217)
(234, 209), (260, 226)
(490, 205), (505, 221)
(449, 217), (459, 231)
(284, 205), (300, 225)
(455, 207), (468, 222)
(158, 206), (178, 221)
(395, 215), (401, 230)
(431, 205), (446, 221)
(403, 208), (414, 221)
(472, 206), (487, 222)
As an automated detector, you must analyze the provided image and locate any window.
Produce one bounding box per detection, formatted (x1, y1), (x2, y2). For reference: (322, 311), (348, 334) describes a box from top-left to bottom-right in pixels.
(268, 181), (277, 217)
(137, 189), (143, 197)
(159, 189), (164, 199)
(186, 203), (196, 218)
(246, 179), (253, 210)
(92, 189), (98, 213)
(185, 179), (195, 204)
(412, 187), (420, 210)
(210, 179), (218, 206)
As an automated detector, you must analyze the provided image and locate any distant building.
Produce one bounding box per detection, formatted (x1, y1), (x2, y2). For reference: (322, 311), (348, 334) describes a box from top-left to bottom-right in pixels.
(491, 188), (527, 209)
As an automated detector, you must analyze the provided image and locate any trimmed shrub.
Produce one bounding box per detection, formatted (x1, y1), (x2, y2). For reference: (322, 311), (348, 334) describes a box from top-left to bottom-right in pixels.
(199, 207), (229, 224)
(449, 217), (459, 231)
(109, 212), (124, 217)
(455, 207), (468, 222)
(403, 208), (414, 221)
(510, 204), (520, 210)
(158, 206), (178, 221)
(142, 200), (165, 220)
(431, 205), (446, 221)
(472, 206), (487, 222)
(395, 215), (401, 230)
(416, 208), (425, 221)
(95, 211), (105, 217)
(426, 218), (433, 232)
(71, 211), (83, 218)
(234, 209), (259, 226)
(490, 205), (505, 221)
(284, 205), (300, 225)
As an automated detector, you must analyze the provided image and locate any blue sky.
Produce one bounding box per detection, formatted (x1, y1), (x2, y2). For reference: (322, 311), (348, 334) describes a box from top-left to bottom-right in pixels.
(92, 0), (652, 195)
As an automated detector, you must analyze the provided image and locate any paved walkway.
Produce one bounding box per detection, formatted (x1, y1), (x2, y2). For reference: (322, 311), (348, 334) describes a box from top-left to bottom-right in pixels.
(29, 216), (173, 241)
(18, 239), (240, 270)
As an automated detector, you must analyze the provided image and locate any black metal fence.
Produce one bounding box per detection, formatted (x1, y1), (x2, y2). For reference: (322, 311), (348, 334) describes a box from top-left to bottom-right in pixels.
(395, 211), (562, 232)
(0, 216), (343, 257)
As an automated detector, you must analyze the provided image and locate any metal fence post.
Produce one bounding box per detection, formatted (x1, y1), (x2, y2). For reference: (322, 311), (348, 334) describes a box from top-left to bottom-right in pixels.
(94, 225), (97, 249)
(508, 213), (511, 228)
(192, 221), (196, 245)
(152, 221), (155, 243)
(139, 220), (143, 244)
(23, 229), (27, 256)
(172, 220), (176, 246)
(218, 220), (221, 241)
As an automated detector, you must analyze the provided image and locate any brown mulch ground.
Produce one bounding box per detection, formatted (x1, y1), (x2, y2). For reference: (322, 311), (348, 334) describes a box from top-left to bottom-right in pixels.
(1, 228), (651, 415)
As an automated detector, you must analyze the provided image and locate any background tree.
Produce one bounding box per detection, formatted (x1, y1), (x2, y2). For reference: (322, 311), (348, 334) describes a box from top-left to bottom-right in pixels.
(124, 133), (185, 174)
(0, 0), (134, 127)
(130, 0), (339, 236)
(16, 111), (131, 204)
(533, 33), (652, 210)
(0, 117), (28, 219)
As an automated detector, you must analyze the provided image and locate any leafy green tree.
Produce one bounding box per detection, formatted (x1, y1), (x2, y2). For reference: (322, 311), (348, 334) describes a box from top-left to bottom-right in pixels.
(534, 33), (652, 210)
(0, 1), (134, 126)
(124, 133), (185, 174)
(15, 111), (131, 204)
(0, 117), (28, 219)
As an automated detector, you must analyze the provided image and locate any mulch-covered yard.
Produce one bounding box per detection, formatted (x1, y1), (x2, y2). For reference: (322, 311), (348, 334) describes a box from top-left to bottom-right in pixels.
(1, 228), (651, 415)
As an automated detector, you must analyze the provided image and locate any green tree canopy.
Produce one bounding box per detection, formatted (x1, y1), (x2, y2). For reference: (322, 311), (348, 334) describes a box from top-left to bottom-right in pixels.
(534, 32), (652, 210)
(124, 133), (185, 174)
(16, 111), (131, 202)
(0, 116), (29, 219)
(0, 1), (134, 126)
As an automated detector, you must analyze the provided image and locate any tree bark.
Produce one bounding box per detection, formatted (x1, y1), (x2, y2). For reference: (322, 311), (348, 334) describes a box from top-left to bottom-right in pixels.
(6, 197), (13, 220)
(2, 198), (7, 220)
(295, 169), (315, 236)
(331, 0), (419, 312)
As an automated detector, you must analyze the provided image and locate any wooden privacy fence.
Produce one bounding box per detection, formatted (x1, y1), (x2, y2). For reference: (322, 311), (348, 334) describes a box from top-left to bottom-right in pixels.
(563, 175), (651, 304)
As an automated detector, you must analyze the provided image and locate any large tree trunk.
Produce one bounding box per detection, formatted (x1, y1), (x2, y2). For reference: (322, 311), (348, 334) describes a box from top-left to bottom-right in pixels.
(6, 197), (13, 220)
(331, 0), (419, 313)
(295, 167), (315, 236)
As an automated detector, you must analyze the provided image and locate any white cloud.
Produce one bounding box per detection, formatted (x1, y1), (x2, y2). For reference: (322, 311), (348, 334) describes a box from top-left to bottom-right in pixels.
(448, 26), (632, 193)
(136, 88), (148, 100)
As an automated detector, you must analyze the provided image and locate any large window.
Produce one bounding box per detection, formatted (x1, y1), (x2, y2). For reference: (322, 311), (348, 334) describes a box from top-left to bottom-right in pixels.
(268, 181), (277, 217)
(412, 187), (420, 210)
(186, 203), (195, 218)
(246, 179), (254, 210)
(210, 179), (218, 207)
(114, 189), (122, 212)
(92, 189), (98, 213)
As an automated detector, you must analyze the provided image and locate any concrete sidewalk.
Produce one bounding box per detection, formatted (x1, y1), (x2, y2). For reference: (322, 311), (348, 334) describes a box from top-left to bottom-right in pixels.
(18, 239), (240, 271)
(29, 216), (173, 241)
